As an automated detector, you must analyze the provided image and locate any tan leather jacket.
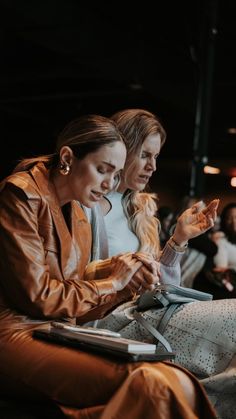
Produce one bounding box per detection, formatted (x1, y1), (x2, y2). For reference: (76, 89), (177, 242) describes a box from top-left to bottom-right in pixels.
(0, 163), (119, 329)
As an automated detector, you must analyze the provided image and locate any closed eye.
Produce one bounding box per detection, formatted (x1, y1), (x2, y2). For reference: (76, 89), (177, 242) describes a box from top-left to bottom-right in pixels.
(97, 166), (107, 174)
(141, 152), (159, 159)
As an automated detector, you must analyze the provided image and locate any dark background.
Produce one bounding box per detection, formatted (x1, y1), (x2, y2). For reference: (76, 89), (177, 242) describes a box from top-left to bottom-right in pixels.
(2, 0), (236, 211)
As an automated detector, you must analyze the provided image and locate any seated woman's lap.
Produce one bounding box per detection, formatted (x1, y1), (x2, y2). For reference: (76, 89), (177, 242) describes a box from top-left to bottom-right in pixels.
(0, 327), (132, 406)
(0, 328), (191, 402)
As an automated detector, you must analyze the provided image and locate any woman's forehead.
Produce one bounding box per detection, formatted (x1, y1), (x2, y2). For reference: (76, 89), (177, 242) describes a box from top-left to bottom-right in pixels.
(141, 134), (161, 152)
(92, 141), (126, 169)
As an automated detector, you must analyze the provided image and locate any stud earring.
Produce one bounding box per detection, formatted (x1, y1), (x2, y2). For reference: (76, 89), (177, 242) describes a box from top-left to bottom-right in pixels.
(59, 162), (70, 175)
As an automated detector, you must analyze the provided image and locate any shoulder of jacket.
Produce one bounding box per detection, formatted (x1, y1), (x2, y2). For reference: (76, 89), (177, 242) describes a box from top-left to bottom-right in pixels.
(1, 172), (40, 199)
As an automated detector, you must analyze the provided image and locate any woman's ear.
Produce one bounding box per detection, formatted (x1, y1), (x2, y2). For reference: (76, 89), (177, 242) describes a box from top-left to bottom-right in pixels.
(60, 146), (73, 166)
(59, 146), (74, 175)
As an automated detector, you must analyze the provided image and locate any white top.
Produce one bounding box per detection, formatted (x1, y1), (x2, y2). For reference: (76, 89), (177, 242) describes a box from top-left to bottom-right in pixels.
(214, 237), (236, 269)
(82, 193), (183, 288)
(104, 192), (140, 257)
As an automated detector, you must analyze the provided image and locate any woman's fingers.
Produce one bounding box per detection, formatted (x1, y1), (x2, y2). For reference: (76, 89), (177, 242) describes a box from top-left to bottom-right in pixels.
(133, 253), (161, 276)
(202, 199), (219, 217)
(111, 252), (133, 263)
(111, 254), (143, 291)
(140, 266), (160, 286)
(191, 201), (206, 214)
(196, 199), (220, 230)
(125, 264), (160, 293)
(111, 252), (161, 292)
(136, 266), (160, 289)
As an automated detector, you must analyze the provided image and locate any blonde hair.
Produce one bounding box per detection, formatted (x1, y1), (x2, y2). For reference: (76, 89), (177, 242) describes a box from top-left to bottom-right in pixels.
(111, 108), (165, 259)
(122, 190), (161, 259)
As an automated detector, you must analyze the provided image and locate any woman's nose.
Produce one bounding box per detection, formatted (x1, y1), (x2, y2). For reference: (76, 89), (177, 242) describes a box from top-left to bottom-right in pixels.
(146, 158), (156, 171)
(101, 176), (114, 192)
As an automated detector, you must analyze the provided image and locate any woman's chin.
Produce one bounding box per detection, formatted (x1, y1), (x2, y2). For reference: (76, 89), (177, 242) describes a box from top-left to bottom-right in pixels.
(135, 183), (146, 192)
(79, 199), (96, 208)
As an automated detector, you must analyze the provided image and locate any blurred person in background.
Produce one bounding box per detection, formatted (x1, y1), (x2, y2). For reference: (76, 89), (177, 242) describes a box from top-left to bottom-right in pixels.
(208, 202), (236, 298)
(213, 202), (236, 270)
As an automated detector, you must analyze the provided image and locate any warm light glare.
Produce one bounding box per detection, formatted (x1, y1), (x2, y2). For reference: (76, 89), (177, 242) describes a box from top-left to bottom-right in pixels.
(228, 127), (236, 134)
(231, 177), (236, 187)
(204, 165), (220, 174)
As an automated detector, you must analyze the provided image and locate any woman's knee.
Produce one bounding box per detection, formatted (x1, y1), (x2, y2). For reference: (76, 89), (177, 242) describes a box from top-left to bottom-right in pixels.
(102, 364), (198, 419)
(171, 367), (197, 411)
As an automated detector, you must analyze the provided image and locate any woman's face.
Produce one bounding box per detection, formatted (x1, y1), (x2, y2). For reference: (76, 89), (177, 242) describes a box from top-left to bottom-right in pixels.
(58, 142), (126, 207)
(225, 207), (236, 234)
(119, 133), (161, 192)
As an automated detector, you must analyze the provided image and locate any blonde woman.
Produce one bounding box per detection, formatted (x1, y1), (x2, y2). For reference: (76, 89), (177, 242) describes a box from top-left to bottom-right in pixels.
(92, 109), (235, 419)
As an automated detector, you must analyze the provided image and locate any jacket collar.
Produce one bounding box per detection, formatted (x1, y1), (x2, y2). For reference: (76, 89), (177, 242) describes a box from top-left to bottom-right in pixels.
(30, 163), (89, 278)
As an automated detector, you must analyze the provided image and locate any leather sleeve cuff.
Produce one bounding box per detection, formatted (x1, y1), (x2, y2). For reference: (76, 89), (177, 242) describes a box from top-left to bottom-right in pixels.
(93, 279), (116, 299)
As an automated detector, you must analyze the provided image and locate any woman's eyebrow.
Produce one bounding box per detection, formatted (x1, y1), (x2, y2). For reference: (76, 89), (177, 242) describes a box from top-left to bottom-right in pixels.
(142, 151), (157, 157)
(102, 161), (116, 169)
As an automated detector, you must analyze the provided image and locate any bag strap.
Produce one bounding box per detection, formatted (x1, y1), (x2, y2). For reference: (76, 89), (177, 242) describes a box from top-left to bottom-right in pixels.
(157, 303), (180, 334)
(153, 291), (170, 307)
(133, 311), (174, 354)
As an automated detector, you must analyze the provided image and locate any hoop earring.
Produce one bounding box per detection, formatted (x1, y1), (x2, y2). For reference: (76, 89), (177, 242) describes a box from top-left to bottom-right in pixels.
(59, 162), (70, 175)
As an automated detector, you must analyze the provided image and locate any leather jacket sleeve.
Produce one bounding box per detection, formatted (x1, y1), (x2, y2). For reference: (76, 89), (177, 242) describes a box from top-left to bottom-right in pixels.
(0, 182), (117, 320)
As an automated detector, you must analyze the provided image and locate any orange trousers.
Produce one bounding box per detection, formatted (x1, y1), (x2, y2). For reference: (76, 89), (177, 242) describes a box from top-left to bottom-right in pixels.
(0, 327), (216, 419)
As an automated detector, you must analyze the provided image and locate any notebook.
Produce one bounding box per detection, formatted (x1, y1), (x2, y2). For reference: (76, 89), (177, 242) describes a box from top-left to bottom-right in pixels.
(33, 327), (175, 362)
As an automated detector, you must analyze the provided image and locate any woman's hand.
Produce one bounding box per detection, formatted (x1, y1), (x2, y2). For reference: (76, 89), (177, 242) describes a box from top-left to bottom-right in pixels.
(173, 199), (220, 246)
(109, 253), (143, 292)
(85, 252), (160, 295)
(127, 253), (161, 293)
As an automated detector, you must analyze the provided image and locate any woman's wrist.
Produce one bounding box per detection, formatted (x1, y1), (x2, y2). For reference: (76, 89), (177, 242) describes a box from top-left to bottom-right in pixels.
(168, 235), (188, 252)
(95, 278), (117, 296)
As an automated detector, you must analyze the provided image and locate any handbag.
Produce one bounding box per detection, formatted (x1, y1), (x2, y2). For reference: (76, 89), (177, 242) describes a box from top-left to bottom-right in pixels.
(136, 284), (212, 311)
(133, 284), (213, 356)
